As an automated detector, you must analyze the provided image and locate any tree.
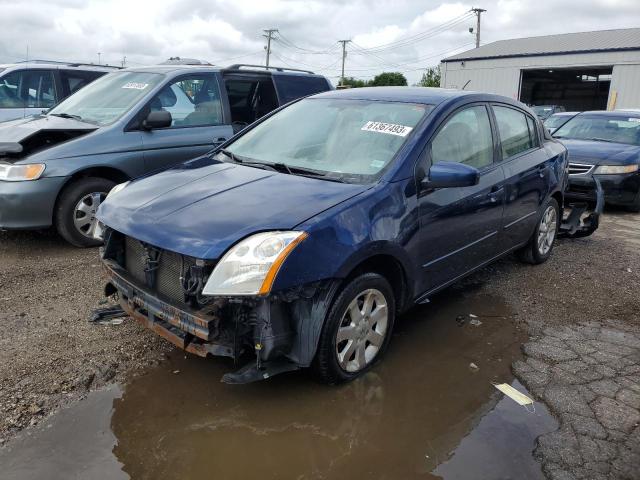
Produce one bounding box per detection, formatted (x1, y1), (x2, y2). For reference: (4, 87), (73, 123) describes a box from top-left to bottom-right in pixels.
(369, 72), (408, 87)
(340, 77), (369, 88)
(416, 66), (441, 88)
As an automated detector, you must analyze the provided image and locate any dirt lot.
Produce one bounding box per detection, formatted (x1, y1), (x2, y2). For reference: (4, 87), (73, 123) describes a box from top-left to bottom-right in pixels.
(0, 210), (639, 478)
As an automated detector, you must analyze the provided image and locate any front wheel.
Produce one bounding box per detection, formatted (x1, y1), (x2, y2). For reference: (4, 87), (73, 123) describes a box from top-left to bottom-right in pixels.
(313, 273), (395, 384)
(516, 198), (560, 264)
(54, 177), (115, 247)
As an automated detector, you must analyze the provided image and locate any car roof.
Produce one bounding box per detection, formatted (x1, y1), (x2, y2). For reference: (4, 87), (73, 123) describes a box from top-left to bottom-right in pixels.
(578, 110), (640, 118)
(121, 64), (328, 78)
(551, 111), (580, 116)
(0, 62), (117, 72)
(310, 86), (507, 106)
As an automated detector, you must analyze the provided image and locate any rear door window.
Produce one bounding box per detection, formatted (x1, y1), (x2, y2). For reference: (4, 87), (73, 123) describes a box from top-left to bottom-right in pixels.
(0, 69), (56, 109)
(273, 75), (331, 104)
(223, 76), (279, 127)
(493, 105), (535, 159)
(60, 70), (105, 98)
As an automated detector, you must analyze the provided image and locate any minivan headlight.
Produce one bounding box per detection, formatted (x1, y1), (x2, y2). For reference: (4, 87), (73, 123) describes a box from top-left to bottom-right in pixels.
(0, 163), (45, 181)
(203, 231), (308, 296)
(594, 164), (639, 174)
(106, 181), (130, 198)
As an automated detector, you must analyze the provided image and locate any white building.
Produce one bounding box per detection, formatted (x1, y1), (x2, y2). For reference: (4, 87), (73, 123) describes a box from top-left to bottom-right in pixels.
(440, 28), (640, 110)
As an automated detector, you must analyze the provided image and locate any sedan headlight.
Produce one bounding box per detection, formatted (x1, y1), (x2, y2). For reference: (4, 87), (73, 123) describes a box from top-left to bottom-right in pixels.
(203, 231), (308, 296)
(106, 181), (130, 198)
(594, 164), (639, 174)
(0, 163), (45, 181)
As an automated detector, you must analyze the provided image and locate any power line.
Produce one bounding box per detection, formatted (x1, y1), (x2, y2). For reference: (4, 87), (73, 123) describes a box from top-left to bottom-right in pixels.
(352, 12), (474, 54)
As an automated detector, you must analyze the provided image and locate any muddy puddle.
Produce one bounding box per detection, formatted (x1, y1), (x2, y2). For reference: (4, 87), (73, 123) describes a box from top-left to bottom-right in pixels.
(0, 291), (558, 479)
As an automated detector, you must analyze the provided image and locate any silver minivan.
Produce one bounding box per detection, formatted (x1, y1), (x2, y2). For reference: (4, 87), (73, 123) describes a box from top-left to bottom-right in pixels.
(0, 61), (116, 122)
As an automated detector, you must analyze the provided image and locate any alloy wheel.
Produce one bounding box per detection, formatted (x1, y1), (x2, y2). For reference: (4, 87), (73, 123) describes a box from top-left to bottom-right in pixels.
(537, 205), (558, 255)
(335, 288), (389, 373)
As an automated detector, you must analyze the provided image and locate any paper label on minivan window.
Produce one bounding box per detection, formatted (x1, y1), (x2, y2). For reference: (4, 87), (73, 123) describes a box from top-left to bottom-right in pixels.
(122, 82), (149, 90)
(361, 121), (413, 137)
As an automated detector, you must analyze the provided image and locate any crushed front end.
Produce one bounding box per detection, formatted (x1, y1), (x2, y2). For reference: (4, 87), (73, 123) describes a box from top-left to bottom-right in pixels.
(560, 174), (604, 238)
(99, 228), (333, 383)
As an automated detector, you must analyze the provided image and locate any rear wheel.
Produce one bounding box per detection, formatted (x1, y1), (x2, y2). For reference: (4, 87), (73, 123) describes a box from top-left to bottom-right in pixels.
(313, 273), (395, 384)
(55, 177), (115, 247)
(516, 198), (560, 264)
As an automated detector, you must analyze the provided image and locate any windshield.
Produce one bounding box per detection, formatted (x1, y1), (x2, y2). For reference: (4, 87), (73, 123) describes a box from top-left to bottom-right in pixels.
(48, 71), (164, 125)
(544, 115), (570, 129)
(224, 98), (432, 183)
(554, 115), (640, 146)
(532, 106), (554, 119)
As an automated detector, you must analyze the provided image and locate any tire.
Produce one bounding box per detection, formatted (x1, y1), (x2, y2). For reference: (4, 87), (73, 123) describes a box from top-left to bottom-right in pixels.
(313, 273), (395, 384)
(516, 197), (560, 265)
(54, 177), (116, 247)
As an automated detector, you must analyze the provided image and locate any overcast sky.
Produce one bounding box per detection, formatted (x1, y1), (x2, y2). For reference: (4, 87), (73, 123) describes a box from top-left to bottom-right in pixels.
(1, 0), (639, 84)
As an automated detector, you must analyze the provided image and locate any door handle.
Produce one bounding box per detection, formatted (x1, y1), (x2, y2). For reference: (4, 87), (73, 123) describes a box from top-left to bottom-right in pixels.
(488, 186), (504, 203)
(213, 137), (227, 146)
(538, 164), (547, 178)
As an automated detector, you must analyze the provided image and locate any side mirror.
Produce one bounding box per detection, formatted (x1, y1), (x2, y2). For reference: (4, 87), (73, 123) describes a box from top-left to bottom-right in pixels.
(422, 161), (480, 190)
(142, 110), (172, 130)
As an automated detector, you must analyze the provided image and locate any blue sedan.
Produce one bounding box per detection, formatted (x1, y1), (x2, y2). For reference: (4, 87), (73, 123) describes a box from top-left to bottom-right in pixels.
(96, 87), (568, 384)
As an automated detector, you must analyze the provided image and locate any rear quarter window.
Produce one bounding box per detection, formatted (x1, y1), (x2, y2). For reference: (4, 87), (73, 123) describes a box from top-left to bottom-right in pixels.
(273, 75), (331, 104)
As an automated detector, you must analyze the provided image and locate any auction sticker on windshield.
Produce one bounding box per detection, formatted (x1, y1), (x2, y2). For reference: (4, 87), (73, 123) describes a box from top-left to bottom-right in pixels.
(361, 121), (413, 137)
(122, 82), (149, 90)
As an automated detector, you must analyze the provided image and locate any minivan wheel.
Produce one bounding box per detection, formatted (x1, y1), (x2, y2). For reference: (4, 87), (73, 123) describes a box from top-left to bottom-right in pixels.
(313, 273), (395, 384)
(516, 198), (560, 265)
(55, 177), (115, 247)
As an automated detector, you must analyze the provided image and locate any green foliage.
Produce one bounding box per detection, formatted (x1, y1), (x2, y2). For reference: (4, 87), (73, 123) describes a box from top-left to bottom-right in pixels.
(340, 77), (369, 88)
(369, 72), (408, 87)
(416, 66), (441, 88)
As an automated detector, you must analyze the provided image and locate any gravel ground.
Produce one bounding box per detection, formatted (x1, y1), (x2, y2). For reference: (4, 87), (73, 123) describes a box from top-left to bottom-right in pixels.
(0, 210), (638, 479)
(0, 229), (170, 444)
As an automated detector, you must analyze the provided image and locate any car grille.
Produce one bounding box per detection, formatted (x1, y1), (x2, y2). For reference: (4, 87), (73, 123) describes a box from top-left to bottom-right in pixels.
(124, 236), (197, 306)
(568, 163), (595, 175)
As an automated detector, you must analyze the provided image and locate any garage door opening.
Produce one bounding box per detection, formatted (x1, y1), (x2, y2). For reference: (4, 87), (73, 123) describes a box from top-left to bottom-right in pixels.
(519, 67), (612, 111)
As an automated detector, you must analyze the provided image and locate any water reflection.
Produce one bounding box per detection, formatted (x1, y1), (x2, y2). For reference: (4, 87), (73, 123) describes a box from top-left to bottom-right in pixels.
(110, 292), (539, 480)
(0, 291), (556, 480)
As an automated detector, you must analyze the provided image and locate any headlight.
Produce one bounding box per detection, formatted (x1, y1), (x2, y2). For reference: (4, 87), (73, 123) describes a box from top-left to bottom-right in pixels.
(594, 164), (639, 174)
(106, 181), (130, 198)
(203, 231), (308, 296)
(0, 163), (45, 181)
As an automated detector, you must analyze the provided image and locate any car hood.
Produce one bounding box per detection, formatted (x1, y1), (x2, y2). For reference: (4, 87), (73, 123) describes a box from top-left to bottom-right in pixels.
(560, 139), (640, 165)
(98, 157), (369, 259)
(0, 115), (97, 161)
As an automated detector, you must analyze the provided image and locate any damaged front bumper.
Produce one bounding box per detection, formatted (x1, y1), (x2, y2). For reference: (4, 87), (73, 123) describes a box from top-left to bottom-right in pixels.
(560, 175), (604, 238)
(101, 252), (336, 384)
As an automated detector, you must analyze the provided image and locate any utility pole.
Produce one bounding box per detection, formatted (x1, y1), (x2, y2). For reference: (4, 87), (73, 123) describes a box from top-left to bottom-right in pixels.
(471, 8), (486, 48)
(121, 55), (127, 68)
(97, 52), (101, 65)
(263, 29), (278, 68)
(338, 40), (350, 87)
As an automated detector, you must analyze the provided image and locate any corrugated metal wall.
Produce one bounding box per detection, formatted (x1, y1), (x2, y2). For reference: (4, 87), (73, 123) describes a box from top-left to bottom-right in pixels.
(440, 50), (640, 108)
(610, 64), (640, 109)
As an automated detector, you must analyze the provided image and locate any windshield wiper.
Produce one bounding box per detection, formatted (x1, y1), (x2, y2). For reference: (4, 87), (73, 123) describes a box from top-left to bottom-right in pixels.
(588, 137), (616, 143)
(219, 149), (276, 171)
(49, 113), (83, 121)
